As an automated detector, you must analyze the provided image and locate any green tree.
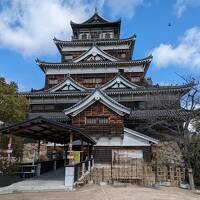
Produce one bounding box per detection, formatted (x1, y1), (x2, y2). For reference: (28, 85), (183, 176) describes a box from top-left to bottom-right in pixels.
(0, 77), (29, 164)
(0, 77), (29, 124)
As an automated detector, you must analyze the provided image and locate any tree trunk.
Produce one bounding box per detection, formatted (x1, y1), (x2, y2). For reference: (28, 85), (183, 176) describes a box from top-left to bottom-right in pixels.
(178, 130), (195, 190)
(188, 168), (195, 190)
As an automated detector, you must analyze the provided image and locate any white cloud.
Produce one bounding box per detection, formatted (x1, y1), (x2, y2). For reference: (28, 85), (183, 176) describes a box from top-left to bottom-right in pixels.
(0, 0), (145, 57)
(0, 0), (93, 56)
(175, 0), (200, 17)
(151, 27), (200, 70)
(104, 0), (144, 18)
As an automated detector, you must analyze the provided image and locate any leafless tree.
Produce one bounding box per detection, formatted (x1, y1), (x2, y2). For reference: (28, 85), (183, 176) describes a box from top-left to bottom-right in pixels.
(137, 75), (200, 189)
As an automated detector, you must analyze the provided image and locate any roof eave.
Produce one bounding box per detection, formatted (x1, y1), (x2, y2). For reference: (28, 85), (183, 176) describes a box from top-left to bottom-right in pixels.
(53, 37), (62, 54)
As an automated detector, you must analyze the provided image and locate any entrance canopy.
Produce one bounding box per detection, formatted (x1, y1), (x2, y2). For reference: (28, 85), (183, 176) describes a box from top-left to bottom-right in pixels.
(0, 117), (95, 145)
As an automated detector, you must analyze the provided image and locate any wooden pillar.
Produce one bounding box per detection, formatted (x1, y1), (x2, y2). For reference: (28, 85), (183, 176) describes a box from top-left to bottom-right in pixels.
(36, 139), (41, 176)
(68, 131), (73, 165)
(7, 132), (13, 161)
(81, 139), (83, 162)
(87, 143), (90, 160)
(91, 145), (94, 158)
(53, 143), (57, 170)
(37, 139), (41, 162)
(63, 144), (66, 159)
(52, 143), (56, 160)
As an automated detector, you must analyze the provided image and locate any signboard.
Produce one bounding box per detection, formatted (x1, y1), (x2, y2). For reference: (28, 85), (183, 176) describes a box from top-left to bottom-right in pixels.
(73, 151), (80, 164)
(112, 149), (143, 164)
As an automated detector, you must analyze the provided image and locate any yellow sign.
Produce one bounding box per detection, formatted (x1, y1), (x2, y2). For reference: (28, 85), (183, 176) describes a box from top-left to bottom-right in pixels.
(73, 151), (80, 163)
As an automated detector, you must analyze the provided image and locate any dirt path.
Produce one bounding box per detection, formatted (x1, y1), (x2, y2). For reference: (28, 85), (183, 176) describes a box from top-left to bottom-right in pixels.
(0, 184), (199, 200)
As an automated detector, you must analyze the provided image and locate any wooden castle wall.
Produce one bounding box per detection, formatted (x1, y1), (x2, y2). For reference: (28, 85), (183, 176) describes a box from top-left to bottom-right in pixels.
(72, 101), (124, 137)
(45, 72), (144, 89)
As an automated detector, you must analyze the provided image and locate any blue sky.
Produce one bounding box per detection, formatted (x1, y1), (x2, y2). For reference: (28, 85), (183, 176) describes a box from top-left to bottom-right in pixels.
(0, 0), (200, 91)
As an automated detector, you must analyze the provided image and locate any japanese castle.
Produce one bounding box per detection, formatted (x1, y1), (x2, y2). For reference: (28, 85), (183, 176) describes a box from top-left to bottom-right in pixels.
(21, 10), (192, 164)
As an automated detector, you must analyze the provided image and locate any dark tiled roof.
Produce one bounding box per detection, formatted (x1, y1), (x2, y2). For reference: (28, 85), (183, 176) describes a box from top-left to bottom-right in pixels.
(53, 35), (136, 46)
(130, 109), (194, 120)
(70, 12), (121, 28)
(20, 83), (193, 97)
(28, 112), (68, 122)
(36, 55), (152, 67)
(0, 117), (95, 144)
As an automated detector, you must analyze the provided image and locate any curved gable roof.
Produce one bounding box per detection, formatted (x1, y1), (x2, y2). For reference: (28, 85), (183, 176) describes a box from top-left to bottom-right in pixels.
(70, 11), (121, 27)
(46, 75), (87, 92)
(64, 88), (131, 117)
(72, 45), (120, 63)
(101, 73), (144, 90)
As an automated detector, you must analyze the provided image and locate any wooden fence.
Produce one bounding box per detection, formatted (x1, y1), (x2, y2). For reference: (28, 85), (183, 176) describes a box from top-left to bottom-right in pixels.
(91, 160), (185, 187)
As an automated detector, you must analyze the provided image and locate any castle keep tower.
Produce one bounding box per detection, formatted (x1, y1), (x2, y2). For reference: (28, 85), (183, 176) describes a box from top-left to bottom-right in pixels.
(22, 11), (192, 163)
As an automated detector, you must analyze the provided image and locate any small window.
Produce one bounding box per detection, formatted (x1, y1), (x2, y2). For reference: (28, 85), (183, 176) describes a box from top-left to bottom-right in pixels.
(131, 77), (140, 82)
(105, 33), (110, 39)
(87, 117), (97, 124)
(83, 78), (103, 84)
(81, 33), (87, 40)
(44, 105), (55, 111)
(48, 79), (58, 85)
(32, 105), (43, 111)
(65, 55), (73, 60)
(99, 117), (108, 124)
(86, 117), (108, 125)
(91, 32), (99, 39)
(138, 102), (146, 110)
(83, 78), (93, 84)
(96, 78), (102, 84)
(121, 53), (126, 58)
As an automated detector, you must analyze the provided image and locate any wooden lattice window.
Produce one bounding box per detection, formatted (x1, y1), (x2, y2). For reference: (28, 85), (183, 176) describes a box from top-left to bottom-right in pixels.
(86, 117), (97, 124)
(86, 117), (108, 124)
(99, 117), (108, 124)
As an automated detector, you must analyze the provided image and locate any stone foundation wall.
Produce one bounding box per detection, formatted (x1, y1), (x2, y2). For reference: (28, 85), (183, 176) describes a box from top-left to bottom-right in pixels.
(151, 141), (184, 165)
(22, 143), (48, 163)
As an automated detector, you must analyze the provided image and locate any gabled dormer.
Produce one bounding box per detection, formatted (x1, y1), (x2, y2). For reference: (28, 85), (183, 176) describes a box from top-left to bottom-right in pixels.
(101, 73), (143, 90)
(73, 45), (120, 63)
(46, 75), (87, 92)
(64, 88), (131, 117)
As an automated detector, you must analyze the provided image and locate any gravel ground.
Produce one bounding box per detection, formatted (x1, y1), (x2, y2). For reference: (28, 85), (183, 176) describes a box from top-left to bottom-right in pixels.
(0, 184), (199, 200)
